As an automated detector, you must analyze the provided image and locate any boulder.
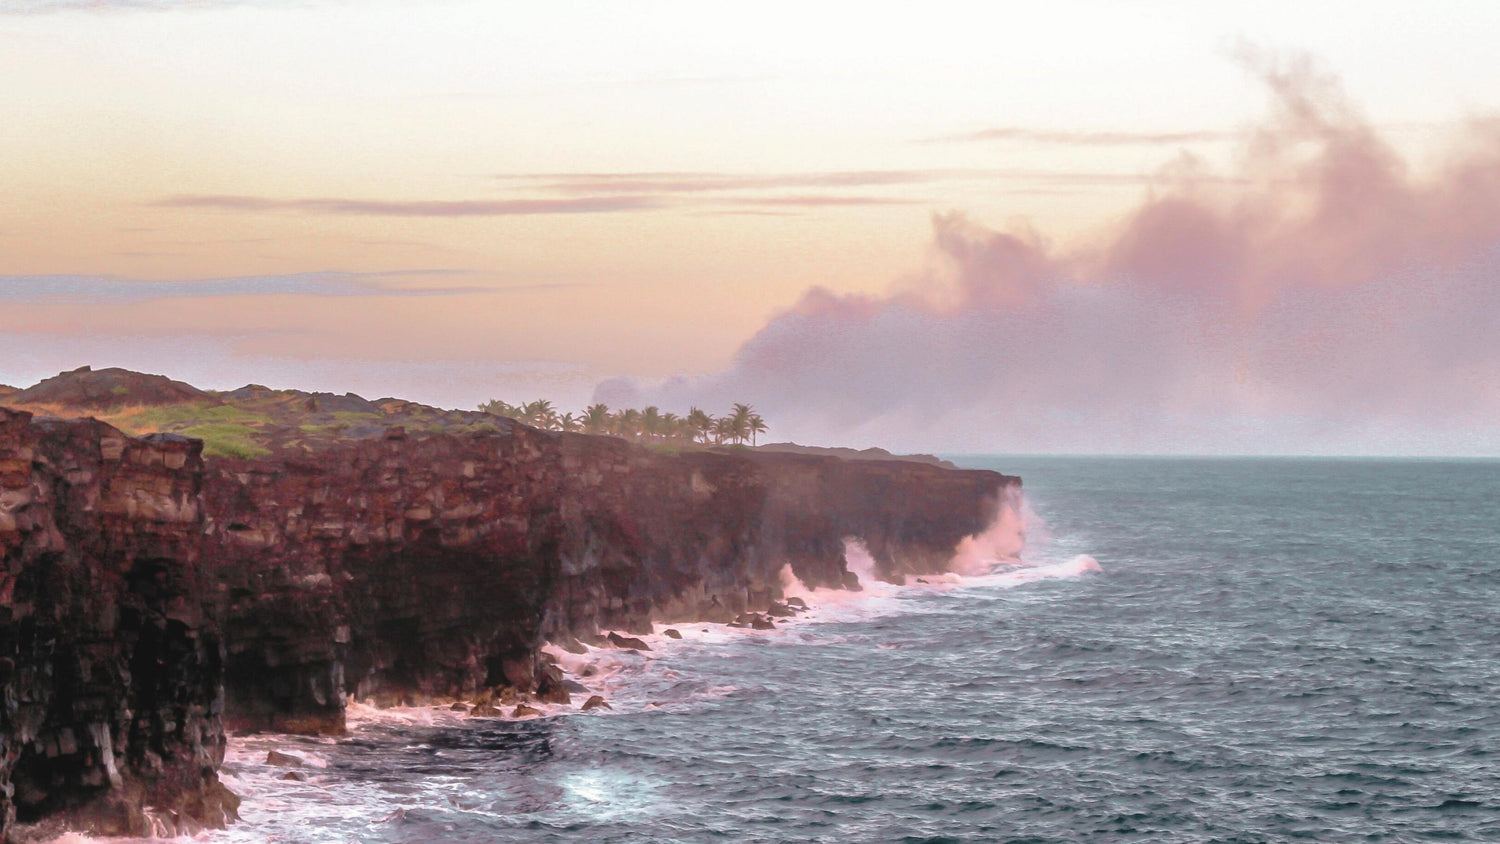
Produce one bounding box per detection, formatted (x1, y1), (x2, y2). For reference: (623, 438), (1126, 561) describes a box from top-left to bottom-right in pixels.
(581, 695), (611, 712)
(663, 628), (683, 639)
(606, 632), (651, 651)
(279, 772), (306, 782)
(511, 704), (543, 718)
(265, 751), (304, 768)
(469, 703), (503, 718)
(766, 602), (796, 618)
(785, 597), (809, 609)
(750, 614), (776, 630)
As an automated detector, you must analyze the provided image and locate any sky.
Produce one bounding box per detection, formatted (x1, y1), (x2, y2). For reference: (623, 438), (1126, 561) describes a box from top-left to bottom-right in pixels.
(2, 0), (1499, 454)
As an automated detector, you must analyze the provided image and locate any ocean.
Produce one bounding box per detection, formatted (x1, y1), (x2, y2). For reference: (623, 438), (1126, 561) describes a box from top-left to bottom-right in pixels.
(183, 456), (1500, 842)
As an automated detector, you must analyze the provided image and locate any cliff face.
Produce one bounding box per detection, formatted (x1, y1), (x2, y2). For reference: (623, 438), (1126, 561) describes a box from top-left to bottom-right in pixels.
(0, 389), (1015, 838)
(0, 408), (235, 839)
(204, 425), (1015, 734)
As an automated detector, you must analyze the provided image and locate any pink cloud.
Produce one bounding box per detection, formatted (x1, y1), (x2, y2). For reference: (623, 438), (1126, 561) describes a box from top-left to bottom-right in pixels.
(596, 55), (1500, 455)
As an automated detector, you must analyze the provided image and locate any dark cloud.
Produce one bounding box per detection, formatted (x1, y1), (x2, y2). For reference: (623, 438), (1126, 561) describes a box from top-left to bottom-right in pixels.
(596, 55), (1500, 455)
(153, 195), (661, 216)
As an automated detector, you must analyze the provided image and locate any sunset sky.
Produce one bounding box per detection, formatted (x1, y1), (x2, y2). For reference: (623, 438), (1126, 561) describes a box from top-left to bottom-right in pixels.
(3, 1), (1500, 454)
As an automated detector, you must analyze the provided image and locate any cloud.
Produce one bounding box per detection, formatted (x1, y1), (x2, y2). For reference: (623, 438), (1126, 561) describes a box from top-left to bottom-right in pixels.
(919, 127), (1237, 146)
(595, 54), (1500, 456)
(0, 271), (501, 304)
(153, 195), (661, 216)
(0, 0), (308, 12)
(500, 168), (1215, 196)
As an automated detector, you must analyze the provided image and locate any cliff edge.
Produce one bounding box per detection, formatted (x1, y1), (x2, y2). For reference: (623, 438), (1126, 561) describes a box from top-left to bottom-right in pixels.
(0, 368), (1017, 839)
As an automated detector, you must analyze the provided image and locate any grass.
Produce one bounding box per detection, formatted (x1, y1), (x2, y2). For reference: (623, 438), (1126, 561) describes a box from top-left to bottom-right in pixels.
(176, 422), (270, 460)
(108, 401), (272, 432)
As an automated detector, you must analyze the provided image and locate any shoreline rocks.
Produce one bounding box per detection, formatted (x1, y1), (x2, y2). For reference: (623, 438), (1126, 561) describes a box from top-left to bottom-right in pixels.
(0, 385), (1017, 840)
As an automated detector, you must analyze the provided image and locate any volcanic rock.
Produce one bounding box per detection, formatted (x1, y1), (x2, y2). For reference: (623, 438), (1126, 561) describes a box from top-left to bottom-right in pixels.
(606, 632), (651, 651)
(265, 751), (304, 768)
(663, 629), (683, 639)
(511, 704), (543, 718)
(581, 695), (611, 712)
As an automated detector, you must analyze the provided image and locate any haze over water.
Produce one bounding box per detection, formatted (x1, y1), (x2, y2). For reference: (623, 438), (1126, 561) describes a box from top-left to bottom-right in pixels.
(193, 456), (1500, 843)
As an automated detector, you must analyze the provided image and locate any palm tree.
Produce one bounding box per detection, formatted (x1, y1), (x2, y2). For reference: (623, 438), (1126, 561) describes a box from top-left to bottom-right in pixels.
(748, 413), (767, 446)
(713, 416), (735, 445)
(614, 408), (642, 439)
(660, 412), (681, 443)
(521, 399), (557, 430)
(728, 403), (754, 445)
(687, 407), (713, 445)
(559, 412), (581, 433)
(641, 406), (663, 441)
(478, 399), (520, 419)
(582, 403), (611, 435)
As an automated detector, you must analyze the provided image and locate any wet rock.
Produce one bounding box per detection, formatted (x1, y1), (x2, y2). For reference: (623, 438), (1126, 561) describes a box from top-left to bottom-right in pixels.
(536, 664), (571, 705)
(751, 615), (776, 630)
(511, 704), (543, 718)
(279, 772), (306, 782)
(265, 751), (304, 768)
(449, 702), (469, 712)
(785, 597), (808, 609)
(663, 628), (683, 639)
(766, 602), (796, 618)
(606, 632), (651, 651)
(581, 695), (611, 712)
(469, 703), (503, 718)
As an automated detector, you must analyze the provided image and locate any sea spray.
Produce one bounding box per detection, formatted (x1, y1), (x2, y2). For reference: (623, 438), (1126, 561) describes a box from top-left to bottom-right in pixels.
(951, 486), (1045, 576)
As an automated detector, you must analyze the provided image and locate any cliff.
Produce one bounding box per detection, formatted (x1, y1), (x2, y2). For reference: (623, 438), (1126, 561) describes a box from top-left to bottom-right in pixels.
(0, 369), (1017, 839)
(0, 408), (236, 839)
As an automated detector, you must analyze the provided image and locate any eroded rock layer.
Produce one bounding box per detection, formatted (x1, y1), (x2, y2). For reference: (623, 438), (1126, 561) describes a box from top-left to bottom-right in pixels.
(0, 408), (236, 840)
(0, 397), (1015, 839)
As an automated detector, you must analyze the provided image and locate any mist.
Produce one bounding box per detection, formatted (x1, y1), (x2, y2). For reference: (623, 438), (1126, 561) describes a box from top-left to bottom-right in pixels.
(596, 55), (1500, 455)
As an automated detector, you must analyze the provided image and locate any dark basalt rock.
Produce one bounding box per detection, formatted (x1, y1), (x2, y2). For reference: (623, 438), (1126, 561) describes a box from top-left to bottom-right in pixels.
(606, 632), (651, 651)
(0, 407), (234, 839)
(662, 629), (683, 639)
(264, 751), (303, 768)
(0, 371), (1019, 840)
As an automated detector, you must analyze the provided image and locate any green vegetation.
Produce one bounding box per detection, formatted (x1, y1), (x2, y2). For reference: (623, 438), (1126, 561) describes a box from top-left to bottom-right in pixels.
(177, 422), (271, 460)
(478, 398), (768, 446)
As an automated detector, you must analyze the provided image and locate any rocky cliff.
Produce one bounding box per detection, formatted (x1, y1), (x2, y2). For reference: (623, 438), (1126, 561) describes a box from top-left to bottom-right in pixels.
(204, 424), (1014, 734)
(0, 370), (1017, 839)
(0, 408), (236, 840)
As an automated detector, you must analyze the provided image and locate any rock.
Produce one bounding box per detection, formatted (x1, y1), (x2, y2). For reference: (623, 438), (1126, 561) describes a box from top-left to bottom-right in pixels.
(279, 772), (306, 782)
(606, 632), (651, 651)
(766, 602), (796, 618)
(536, 678), (571, 706)
(0, 368), (1018, 840)
(555, 636), (589, 654)
(266, 751), (304, 768)
(581, 695), (611, 712)
(785, 597), (809, 609)
(663, 628), (683, 639)
(469, 703), (503, 718)
(511, 704), (543, 718)
(450, 702), (469, 712)
(751, 615), (776, 630)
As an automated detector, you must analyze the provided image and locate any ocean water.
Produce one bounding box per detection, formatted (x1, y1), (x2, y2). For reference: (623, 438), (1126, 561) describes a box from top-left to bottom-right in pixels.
(195, 457), (1500, 842)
